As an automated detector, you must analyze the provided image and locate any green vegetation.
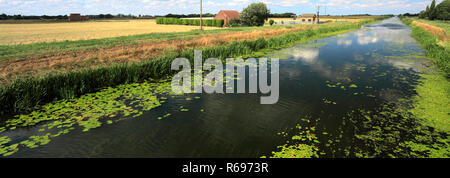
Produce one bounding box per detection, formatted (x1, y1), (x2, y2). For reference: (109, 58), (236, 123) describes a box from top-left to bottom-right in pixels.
(269, 19), (275, 26)
(0, 78), (187, 157)
(419, 0), (449, 20)
(414, 18), (450, 32)
(155, 17), (224, 27)
(348, 105), (449, 158)
(401, 17), (450, 134)
(410, 73), (450, 133)
(268, 119), (320, 158)
(240, 2), (270, 26)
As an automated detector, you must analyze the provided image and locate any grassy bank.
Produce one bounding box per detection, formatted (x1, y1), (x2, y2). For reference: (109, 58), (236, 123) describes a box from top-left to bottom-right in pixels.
(400, 17), (450, 133)
(0, 17), (387, 116)
(401, 18), (449, 77)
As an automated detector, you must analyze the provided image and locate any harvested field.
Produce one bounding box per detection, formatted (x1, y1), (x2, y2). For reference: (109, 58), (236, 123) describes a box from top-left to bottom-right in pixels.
(0, 19), (220, 45)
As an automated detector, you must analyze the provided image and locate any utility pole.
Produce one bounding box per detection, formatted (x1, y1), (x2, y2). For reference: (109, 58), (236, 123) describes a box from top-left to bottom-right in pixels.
(200, 0), (203, 30)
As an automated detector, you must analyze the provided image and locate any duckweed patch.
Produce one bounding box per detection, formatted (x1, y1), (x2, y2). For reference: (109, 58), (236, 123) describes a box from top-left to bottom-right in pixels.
(0, 78), (185, 157)
(268, 117), (320, 158)
(346, 104), (449, 158)
(410, 73), (450, 133)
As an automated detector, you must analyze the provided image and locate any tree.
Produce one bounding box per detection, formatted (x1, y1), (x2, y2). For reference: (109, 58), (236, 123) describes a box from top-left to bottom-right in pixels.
(425, 5), (430, 18)
(429, 0), (437, 20)
(435, 0), (450, 20)
(419, 10), (426, 19)
(269, 19), (275, 26)
(0, 13), (6, 20)
(240, 2), (270, 26)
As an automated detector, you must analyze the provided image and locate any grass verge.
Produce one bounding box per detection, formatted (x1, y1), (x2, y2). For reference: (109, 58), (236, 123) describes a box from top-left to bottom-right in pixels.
(401, 18), (449, 77)
(401, 17), (450, 133)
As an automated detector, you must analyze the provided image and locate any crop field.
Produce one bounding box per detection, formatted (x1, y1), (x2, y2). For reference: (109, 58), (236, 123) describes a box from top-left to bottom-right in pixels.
(0, 19), (220, 45)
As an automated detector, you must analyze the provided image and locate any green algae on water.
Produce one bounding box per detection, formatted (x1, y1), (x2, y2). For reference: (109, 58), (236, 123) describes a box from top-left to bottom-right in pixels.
(0, 78), (182, 157)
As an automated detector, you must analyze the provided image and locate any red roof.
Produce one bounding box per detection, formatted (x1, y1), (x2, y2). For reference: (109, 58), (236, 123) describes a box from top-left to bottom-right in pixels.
(216, 10), (240, 20)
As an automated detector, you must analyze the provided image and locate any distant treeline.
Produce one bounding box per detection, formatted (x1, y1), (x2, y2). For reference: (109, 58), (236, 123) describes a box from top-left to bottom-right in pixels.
(164, 13), (216, 18)
(0, 13), (135, 20)
(0, 14), (68, 20)
(401, 13), (420, 17)
(0, 13), (216, 20)
(269, 13), (296, 18)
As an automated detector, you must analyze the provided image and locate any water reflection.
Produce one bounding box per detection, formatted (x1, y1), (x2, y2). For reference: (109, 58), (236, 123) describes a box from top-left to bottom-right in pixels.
(337, 38), (353, 47)
(291, 48), (319, 63)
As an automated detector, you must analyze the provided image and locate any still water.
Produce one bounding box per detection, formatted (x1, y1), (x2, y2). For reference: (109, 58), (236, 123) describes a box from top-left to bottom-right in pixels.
(8, 17), (429, 158)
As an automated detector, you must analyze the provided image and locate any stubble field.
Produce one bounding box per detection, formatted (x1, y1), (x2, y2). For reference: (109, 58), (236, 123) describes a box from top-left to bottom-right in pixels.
(0, 19), (220, 45)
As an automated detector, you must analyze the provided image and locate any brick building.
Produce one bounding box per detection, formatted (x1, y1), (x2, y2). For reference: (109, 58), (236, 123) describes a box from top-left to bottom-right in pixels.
(214, 10), (240, 26)
(69, 13), (89, 21)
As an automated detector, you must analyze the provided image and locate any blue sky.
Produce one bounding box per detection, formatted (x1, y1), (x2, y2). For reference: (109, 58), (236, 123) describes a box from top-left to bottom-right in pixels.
(0, 0), (443, 16)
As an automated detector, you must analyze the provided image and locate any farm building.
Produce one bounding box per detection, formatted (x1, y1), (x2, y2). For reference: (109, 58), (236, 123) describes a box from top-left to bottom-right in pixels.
(299, 13), (317, 24)
(214, 10), (240, 25)
(69, 13), (89, 21)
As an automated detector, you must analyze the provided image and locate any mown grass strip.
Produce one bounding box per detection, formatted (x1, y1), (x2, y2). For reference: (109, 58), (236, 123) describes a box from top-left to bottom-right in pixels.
(0, 17), (388, 116)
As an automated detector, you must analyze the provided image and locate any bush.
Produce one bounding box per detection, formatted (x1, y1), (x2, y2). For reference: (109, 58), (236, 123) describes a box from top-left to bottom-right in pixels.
(240, 2), (270, 26)
(436, 0), (450, 20)
(269, 19), (275, 26)
(225, 18), (241, 27)
(155, 17), (224, 27)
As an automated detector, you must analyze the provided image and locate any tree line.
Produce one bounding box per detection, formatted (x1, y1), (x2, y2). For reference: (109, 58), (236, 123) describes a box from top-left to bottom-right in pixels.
(418, 0), (449, 20)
